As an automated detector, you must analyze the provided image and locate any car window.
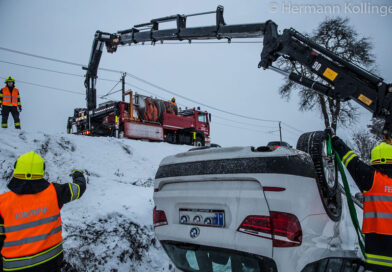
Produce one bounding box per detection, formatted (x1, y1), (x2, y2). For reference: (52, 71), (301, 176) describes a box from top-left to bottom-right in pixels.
(326, 258), (343, 271)
(301, 258), (328, 272)
(302, 258), (366, 272)
(162, 241), (277, 272)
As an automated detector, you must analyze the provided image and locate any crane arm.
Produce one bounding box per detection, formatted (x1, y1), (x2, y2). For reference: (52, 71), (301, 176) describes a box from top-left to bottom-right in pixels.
(83, 6), (266, 110)
(84, 6), (392, 135)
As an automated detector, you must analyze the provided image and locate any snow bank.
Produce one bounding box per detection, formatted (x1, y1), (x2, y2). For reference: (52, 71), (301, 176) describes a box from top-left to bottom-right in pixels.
(0, 129), (189, 271)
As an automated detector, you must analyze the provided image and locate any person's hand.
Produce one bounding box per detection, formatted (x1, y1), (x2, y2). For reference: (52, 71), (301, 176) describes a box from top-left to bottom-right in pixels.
(70, 169), (84, 178)
(18, 106), (22, 112)
(324, 127), (335, 139)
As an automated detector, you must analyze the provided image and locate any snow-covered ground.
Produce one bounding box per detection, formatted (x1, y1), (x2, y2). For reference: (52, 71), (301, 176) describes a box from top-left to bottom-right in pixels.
(0, 128), (189, 271)
(0, 128), (364, 271)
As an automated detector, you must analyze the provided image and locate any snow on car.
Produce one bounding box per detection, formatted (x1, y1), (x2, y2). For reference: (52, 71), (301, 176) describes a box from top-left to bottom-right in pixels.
(153, 131), (365, 272)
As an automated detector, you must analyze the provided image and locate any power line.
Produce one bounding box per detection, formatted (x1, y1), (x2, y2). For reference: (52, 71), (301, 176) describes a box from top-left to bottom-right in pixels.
(0, 46), (303, 128)
(125, 82), (166, 100)
(125, 74), (280, 123)
(0, 46), (124, 74)
(0, 75), (300, 140)
(213, 121), (278, 134)
(281, 122), (305, 134)
(0, 59), (118, 82)
(0, 46), (279, 123)
(0, 47), (86, 68)
(101, 80), (121, 98)
(0, 45), (280, 123)
(213, 114), (278, 129)
(0, 76), (84, 96)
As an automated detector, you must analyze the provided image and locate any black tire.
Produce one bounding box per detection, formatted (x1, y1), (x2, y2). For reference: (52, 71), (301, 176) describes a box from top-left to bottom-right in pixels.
(194, 137), (204, 147)
(296, 131), (342, 221)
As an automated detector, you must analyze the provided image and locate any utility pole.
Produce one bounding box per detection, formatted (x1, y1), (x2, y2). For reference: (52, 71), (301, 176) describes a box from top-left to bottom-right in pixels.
(279, 121), (282, 144)
(121, 72), (126, 102)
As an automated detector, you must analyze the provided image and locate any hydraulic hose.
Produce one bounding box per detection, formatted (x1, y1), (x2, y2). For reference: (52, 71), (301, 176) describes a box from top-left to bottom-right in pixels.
(327, 135), (365, 257)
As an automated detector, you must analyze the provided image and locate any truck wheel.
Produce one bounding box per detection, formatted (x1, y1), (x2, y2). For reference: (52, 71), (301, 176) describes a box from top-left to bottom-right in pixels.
(296, 131), (342, 221)
(194, 137), (203, 147)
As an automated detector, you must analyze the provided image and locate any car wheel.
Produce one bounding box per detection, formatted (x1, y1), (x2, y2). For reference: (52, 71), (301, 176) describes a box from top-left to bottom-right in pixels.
(296, 131), (342, 221)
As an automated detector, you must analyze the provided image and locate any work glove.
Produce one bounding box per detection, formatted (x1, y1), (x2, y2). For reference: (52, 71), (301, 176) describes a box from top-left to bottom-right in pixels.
(324, 127), (335, 139)
(70, 169), (84, 179)
(18, 106), (22, 112)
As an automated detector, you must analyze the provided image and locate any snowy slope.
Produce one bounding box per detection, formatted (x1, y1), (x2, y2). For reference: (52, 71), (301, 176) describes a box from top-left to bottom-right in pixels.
(0, 129), (189, 271)
(0, 129), (364, 271)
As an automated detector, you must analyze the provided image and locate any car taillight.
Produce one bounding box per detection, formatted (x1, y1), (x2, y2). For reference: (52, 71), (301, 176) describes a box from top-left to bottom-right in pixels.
(237, 215), (272, 239)
(237, 211), (302, 247)
(270, 212), (302, 247)
(153, 206), (168, 228)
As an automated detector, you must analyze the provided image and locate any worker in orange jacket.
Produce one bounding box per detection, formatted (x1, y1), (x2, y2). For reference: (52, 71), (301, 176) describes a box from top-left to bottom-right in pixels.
(170, 97), (177, 107)
(1, 77), (21, 129)
(330, 134), (392, 271)
(0, 152), (86, 271)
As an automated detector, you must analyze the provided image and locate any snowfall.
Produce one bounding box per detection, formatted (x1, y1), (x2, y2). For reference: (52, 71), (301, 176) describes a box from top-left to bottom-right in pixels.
(0, 128), (363, 271)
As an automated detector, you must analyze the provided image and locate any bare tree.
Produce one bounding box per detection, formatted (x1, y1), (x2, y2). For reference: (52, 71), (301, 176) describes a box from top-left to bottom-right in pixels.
(351, 130), (378, 163)
(368, 118), (385, 141)
(277, 17), (375, 132)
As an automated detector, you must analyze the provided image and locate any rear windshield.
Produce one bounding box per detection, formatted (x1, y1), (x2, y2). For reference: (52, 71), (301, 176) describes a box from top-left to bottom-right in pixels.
(161, 241), (277, 272)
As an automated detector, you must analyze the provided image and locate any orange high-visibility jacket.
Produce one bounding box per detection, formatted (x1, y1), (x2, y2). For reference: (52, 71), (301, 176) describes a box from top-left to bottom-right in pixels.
(362, 171), (392, 235)
(1, 87), (19, 107)
(0, 183), (63, 270)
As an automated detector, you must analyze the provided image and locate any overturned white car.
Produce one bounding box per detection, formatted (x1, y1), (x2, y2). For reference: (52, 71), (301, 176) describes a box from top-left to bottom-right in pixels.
(153, 131), (365, 272)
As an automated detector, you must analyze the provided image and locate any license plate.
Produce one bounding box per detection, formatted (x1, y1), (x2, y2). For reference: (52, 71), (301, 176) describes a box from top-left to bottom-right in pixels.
(179, 208), (225, 227)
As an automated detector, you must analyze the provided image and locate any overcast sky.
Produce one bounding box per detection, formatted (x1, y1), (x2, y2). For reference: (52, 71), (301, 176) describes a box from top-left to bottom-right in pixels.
(0, 0), (391, 147)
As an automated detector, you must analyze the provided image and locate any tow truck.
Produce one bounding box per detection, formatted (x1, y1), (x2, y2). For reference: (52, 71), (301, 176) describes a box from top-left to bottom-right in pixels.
(67, 91), (211, 146)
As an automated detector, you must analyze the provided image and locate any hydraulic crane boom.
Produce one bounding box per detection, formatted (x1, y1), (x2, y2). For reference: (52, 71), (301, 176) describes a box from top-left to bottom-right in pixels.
(83, 6), (266, 111)
(84, 6), (392, 136)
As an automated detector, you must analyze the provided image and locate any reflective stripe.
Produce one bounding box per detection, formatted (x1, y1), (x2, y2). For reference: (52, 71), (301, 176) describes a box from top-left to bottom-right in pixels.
(364, 212), (392, 219)
(0, 224), (4, 235)
(366, 253), (392, 268)
(3, 242), (63, 271)
(4, 214), (60, 233)
(342, 150), (357, 167)
(3, 226), (62, 247)
(2, 124), (8, 128)
(68, 183), (80, 201)
(342, 150), (353, 162)
(365, 195), (392, 202)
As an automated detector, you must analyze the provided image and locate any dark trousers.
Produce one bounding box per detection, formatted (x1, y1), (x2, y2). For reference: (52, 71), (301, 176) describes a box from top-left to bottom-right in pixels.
(365, 233), (392, 272)
(1, 106), (20, 129)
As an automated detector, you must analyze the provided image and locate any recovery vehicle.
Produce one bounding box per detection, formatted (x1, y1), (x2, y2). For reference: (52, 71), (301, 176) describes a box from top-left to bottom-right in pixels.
(67, 87), (211, 146)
